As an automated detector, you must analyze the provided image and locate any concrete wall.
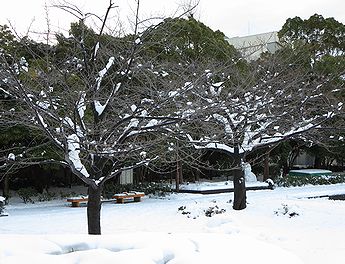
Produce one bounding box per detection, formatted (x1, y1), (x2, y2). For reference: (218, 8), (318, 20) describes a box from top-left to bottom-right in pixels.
(226, 31), (280, 60)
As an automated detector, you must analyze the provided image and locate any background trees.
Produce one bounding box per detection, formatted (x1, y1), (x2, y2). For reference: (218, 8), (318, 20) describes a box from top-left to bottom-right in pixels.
(0, 2), (229, 234)
(0, 4), (344, 233)
(1, 2), (139, 233)
(277, 14), (345, 172)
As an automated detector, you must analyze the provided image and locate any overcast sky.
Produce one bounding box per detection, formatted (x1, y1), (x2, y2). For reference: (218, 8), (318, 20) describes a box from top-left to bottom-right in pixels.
(0, 0), (344, 40)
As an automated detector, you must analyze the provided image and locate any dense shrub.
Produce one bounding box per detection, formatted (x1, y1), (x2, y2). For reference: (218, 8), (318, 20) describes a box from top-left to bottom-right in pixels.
(37, 191), (56, 202)
(17, 187), (38, 203)
(276, 173), (345, 187)
(103, 182), (172, 199)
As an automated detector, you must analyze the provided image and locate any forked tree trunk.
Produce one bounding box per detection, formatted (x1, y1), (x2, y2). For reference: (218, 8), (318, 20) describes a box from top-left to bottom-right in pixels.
(87, 185), (103, 235)
(233, 146), (246, 210)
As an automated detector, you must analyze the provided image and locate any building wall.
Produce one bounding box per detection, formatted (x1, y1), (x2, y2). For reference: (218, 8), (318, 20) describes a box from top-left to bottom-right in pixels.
(294, 152), (315, 168)
(119, 169), (134, 185)
(226, 31), (280, 60)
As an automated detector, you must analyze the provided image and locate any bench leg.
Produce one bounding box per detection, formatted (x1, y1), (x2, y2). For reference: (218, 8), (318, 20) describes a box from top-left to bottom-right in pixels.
(116, 198), (124, 203)
(134, 197), (141, 202)
(71, 201), (80, 207)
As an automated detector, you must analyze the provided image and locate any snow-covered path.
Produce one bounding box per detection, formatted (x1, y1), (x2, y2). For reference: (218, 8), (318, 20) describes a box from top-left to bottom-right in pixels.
(1, 184), (345, 263)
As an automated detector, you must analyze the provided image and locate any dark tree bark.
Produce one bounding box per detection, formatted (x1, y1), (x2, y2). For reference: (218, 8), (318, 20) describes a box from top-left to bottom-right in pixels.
(263, 152), (270, 181)
(87, 185), (103, 235)
(175, 160), (180, 192)
(2, 175), (10, 204)
(233, 146), (246, 210)
(178, 160), (183, 184)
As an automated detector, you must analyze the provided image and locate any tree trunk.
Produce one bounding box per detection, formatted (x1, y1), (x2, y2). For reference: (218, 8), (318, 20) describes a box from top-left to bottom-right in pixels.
(178, 160), (183, 184)
(263, 152), (270, 181)
(233, 146), (246, 210)
(3, 175), (10, 204)
(87, 185), (103, 235)
(194, 169), (200, 182)
(175, 161), (180, 192)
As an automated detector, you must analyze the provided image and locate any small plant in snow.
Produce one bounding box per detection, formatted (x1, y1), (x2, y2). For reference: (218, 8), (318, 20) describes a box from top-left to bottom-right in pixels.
(178, 205), (191, 215)
(274, 203), (300, 218)
(204, 205), (226, 217)
(178, 205), (199, 219)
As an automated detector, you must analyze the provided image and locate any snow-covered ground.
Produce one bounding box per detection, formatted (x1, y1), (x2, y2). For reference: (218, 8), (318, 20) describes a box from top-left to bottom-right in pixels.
(179, 180), (269, 190)
(1, 183), (345, 264)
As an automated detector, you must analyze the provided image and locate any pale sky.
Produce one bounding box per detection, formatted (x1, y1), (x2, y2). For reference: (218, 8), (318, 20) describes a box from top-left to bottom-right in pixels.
(0, 0), (344, 40)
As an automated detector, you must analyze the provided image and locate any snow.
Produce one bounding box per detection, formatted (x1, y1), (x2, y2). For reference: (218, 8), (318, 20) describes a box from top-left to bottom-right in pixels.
(131, 104), (137, 112)
(67, 134), (90, 178)
(179, 181), (268, 191)
(289, 169), (332, 175)
(7, 153), (15, 161)
(94, 100), (107, 116)
(77, 92), (86, 120)
(243, 163), (257, 182)
(37, 113), (48, 128)
(168, 91), (178, 97)
(96, 57), (115, 91)
(94, 42), (100, 58)
(1, 183), (345, 264)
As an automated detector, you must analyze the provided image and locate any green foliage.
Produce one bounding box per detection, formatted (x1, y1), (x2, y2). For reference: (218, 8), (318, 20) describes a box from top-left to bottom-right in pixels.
(141, 17), (239, 63)
(103, 182), (172, 199)
(278, 14), (345, 88)
(0, 24), (17, 53)
(16, 187), (38, 203)
(37, 191), (56, 202)
(276, 173), (345, 187)
(279, 14), (345, 57)
(59, 191), (77, 199)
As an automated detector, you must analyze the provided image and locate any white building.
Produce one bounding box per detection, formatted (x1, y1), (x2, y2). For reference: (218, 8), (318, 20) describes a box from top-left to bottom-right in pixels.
(226, 31), (281, 60)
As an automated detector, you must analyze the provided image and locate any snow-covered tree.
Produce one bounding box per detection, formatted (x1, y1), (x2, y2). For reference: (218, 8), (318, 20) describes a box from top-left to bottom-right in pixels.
(0, 1), (207, 234)
(186, 48), (342, 209)
(277, 14), (345, 171)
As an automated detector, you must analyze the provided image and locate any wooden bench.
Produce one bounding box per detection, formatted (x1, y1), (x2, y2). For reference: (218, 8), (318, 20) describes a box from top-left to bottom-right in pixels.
(67, 197), (88, 207)
(67, 192), (144, 207)
(112, 192), (145, 204)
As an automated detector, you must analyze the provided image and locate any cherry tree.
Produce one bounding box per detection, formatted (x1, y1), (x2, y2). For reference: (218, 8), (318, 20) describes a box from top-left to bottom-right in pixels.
(0, 1), (204, 234)
(186, 49), (342, 209)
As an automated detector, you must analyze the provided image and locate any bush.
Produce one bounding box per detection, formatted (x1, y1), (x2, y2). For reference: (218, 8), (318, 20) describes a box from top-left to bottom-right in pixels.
(276, 173), (345, 187)
(59, 191), (77, 199)
(103, 182), (172, 199)
(17, 187), (38, 203)
(274, 203), (299, 218)
(37, 191), (56, 202)
(204, 205), (226, 217)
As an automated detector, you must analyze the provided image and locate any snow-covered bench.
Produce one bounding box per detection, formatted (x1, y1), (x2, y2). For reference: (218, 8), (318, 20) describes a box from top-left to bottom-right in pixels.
(112, 192), (145, 203)
(67, 196), (89, 207)
(67, 192), (145, 207)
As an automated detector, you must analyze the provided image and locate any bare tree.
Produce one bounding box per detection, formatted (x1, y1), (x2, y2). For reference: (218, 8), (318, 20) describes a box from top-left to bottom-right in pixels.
(0, 0), (205, 234)
(186, 48), (342, 209)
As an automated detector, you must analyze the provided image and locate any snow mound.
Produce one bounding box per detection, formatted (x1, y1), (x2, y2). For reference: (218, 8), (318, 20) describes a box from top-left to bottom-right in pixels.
(0, 233), (303, 264)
